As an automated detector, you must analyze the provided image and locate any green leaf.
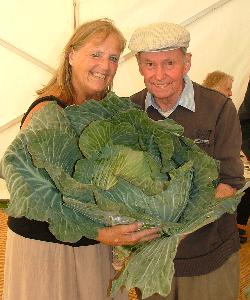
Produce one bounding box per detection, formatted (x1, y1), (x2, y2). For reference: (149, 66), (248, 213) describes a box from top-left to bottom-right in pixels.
(2, 147), (60, 221)
(157, 118), (184, 135)
(148, 162), (193, 223)
(63, 196), (136, 226)
(75, 146), (166, 195)
(94, 191), (162, 228)
(44, 164), (95, 202)
(64, 100), (111, 136)
(49, 204), (103, 242)
(0, 91), (243, 298)
(79, 120), (138, 159)
(27, 129), (82, 174)
(64, 92), (139, 136)
(111, 235), (180, 299)
(27, 101), (76, 137)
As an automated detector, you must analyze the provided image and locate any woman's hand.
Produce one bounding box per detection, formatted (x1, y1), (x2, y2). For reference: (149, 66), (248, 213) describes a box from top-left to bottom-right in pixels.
(96, 222), (161, 246)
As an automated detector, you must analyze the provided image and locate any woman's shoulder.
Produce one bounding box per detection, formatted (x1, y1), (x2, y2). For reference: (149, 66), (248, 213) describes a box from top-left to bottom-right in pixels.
(20, 95), (66, 128)
(28, 95), (66, 111)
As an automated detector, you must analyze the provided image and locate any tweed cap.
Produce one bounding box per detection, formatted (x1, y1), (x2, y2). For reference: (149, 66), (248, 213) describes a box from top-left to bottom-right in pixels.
(128, 22), (190, 53)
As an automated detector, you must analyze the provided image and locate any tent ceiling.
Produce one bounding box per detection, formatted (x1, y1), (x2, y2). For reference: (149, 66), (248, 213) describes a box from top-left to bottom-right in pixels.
(1, 0), (250, 129)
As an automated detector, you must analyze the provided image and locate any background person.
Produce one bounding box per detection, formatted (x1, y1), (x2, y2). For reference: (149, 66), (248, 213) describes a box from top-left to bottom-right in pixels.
(202, 70), (233, 97)
(203, 71), (250, 244)
(129, 22), (244, 300)
(237, 78), (250, 243)
(3, 18), (160, 300)
(238, 78), (250, 160)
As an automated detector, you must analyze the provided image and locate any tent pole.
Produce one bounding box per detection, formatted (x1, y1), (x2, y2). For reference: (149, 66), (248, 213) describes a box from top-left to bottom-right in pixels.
(0, 37), (55, 74)
(0, 0), (234, 131)
(73, 0), (80, 30)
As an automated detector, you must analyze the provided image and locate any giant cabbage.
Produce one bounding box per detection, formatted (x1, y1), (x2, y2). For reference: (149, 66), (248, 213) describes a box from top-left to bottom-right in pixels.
(0, 92), (242, 298)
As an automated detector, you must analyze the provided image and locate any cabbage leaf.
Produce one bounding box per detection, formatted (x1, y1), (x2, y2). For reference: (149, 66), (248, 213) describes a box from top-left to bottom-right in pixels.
(0, 92), (242, 298)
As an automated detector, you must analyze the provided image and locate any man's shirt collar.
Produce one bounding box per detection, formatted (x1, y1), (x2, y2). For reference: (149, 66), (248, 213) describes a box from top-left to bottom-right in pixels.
(145, 75), (195, 117)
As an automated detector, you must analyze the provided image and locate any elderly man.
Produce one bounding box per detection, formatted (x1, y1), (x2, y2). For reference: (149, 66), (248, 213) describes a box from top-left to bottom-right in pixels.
(129, 22), (244, 300)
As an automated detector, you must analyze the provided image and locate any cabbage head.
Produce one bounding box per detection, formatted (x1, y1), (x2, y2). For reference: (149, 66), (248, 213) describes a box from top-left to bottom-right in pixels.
(0, 92), (242, 298)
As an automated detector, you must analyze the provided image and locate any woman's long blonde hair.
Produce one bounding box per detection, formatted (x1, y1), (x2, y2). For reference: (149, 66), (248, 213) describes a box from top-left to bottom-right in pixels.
(37, 18), (126, 104)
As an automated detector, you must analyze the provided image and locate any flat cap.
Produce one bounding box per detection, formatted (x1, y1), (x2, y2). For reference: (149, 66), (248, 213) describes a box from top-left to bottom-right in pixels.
(128, 22), (190, 53)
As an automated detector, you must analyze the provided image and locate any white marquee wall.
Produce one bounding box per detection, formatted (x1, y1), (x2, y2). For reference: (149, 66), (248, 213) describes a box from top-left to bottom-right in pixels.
(113, 0), (250, 106)
(1, 0), (250, 128)
(0, 0), (250, 198)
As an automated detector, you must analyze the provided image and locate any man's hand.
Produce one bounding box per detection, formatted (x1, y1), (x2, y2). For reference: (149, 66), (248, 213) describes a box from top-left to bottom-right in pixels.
(97, 222), (161, 246)
(215, 183), (236, 199)
(180, 183), (236, 242)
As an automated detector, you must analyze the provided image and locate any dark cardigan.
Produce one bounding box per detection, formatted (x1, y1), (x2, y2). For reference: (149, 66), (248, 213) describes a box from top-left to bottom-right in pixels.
(130, 82), (244, 276)
(238, 80), (250, 159)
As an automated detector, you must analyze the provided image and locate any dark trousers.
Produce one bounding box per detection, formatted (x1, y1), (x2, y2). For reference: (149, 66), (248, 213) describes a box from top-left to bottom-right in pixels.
(237, 187), (250, 225)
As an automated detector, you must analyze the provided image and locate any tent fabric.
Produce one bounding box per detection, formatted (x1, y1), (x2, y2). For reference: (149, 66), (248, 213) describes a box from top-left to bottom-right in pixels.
(0, 0), (250, 152)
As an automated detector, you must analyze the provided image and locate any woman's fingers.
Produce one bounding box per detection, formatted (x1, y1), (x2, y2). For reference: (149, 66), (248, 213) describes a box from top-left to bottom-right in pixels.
(114, 222), (144, 234)
(113, 228), (161, 245)
(127, 226), (161, 243)
(97, 223), (161, 246)
(138, 232), (161, 243)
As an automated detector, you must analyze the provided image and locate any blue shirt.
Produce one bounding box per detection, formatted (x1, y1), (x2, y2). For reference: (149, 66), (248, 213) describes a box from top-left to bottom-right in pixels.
(145, 75), (195, 117)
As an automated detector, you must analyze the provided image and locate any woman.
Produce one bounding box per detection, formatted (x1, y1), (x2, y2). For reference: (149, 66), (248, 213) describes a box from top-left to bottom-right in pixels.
(3, 18), (160, 300)
(202, 70), (233, 98)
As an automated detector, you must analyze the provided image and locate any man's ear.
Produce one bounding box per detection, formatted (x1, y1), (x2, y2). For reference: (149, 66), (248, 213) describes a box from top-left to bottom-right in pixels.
(184, 52), (192, 74)
(136, 54), (144, 76)
(138, 65), (144, 76)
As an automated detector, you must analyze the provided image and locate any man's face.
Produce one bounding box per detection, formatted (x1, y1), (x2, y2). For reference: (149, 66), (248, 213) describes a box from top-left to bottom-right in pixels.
(137, 48), (191, 105)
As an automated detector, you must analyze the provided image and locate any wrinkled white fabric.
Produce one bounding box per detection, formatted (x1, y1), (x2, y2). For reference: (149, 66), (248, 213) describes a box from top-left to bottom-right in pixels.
(3, 229), (128, 300)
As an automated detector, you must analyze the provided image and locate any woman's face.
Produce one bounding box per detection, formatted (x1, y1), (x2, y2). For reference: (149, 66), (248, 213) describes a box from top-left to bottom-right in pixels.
(216, 79), (233, 98)
(69, 33), (122, 103)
